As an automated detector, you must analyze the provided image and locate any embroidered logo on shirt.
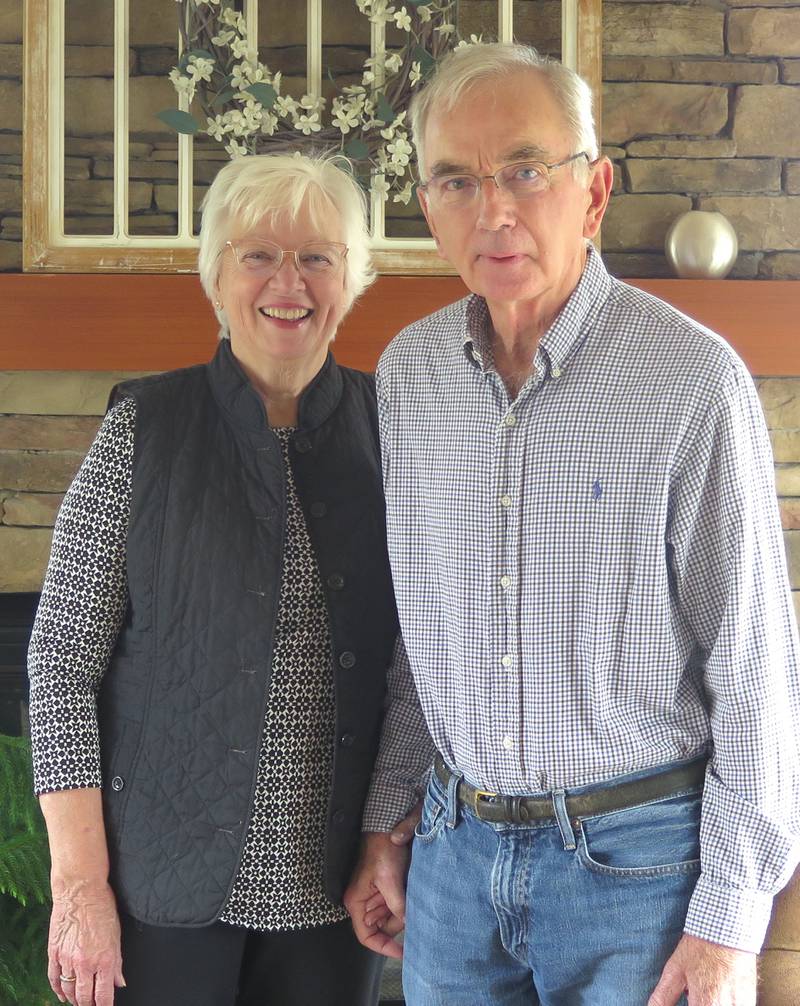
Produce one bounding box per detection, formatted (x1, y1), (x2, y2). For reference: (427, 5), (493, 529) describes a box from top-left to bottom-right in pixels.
(591, 479), (603, 501)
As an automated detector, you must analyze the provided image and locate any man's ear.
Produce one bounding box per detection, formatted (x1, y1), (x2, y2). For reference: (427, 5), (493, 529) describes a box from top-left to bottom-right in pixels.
(583, 157), (614, 240)
(417, 187), (445, 257)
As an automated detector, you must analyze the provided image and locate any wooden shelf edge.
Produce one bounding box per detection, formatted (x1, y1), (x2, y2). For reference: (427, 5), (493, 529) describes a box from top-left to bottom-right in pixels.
(0, 274), (797, 376)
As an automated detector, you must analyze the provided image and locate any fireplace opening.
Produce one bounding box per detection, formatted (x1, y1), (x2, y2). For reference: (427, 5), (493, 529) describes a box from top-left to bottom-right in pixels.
(0, 591), (38, 737)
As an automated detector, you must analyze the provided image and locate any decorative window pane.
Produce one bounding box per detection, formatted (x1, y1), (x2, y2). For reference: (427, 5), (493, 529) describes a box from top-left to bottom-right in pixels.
(24, 0), (602, 274)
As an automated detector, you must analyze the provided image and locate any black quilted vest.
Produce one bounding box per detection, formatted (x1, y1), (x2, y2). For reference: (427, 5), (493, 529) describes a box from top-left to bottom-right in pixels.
(97, 340), (397, 927)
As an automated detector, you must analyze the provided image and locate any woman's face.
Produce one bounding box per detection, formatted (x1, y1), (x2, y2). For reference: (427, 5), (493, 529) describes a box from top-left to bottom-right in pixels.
(215, 204), (349, 375)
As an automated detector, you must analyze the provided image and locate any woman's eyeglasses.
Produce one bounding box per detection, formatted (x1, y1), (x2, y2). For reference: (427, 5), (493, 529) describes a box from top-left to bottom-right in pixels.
(225, 239), (348, 279)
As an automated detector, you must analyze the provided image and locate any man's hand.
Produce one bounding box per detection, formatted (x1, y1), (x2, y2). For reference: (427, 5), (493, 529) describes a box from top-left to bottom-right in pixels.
(343, 831), (413, 959)
(648, 933), (756, 1006)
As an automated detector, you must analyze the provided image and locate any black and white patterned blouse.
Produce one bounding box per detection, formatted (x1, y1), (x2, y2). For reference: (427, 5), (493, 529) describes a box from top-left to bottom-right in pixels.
(28, 397), (347, 932)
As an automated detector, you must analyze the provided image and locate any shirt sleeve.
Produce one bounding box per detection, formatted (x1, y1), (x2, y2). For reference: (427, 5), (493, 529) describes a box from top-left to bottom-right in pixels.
(361, 365), (437, 831)
(362, 632), (436, 831)
(27, 397), (135, 796)
(667, 362), (800, 952)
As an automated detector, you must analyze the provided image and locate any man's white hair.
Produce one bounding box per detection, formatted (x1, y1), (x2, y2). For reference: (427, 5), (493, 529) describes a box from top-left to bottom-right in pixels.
(410, 43), (599, 180)
(198, 152), (375, 336)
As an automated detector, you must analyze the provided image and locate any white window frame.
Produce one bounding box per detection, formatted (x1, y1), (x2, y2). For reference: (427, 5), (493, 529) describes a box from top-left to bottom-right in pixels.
(23, 0), (602, 274)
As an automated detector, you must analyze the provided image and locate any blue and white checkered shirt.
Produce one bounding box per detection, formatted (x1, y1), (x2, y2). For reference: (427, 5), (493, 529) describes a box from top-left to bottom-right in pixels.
(363, 246), (800, 953)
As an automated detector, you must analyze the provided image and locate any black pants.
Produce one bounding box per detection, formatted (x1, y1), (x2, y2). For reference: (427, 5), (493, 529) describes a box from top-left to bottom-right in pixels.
(115, 914), (384, 1006)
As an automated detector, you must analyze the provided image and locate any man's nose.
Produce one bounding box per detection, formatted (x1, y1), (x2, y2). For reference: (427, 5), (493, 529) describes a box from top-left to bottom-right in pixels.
(475, 178), (516, 230)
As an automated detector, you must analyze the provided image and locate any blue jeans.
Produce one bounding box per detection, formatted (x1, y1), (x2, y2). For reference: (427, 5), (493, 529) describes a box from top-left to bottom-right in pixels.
(402, 760), (702, 1005)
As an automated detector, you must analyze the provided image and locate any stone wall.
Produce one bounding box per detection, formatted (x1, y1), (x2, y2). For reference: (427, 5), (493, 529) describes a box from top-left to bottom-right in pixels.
(1, 0), (798, 270)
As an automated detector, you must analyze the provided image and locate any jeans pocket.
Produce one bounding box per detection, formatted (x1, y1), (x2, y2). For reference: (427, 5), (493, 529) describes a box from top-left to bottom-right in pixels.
(414, 778), (447, 844)
(577, 791), (702, 878)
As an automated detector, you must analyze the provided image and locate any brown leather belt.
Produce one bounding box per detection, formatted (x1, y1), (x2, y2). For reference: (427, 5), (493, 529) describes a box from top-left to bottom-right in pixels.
(434, 753), (706, 825)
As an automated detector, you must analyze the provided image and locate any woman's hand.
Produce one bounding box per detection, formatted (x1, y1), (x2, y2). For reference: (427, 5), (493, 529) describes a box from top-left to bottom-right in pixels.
(47, 880), (125, 1006)
(47, 879), (125, 1006)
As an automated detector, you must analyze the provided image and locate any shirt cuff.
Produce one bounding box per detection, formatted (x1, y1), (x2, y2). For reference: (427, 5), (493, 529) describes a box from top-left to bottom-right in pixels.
(683, 873), (774, 953)
(361, 770), (427, 832)
(29, 681), (102, 795)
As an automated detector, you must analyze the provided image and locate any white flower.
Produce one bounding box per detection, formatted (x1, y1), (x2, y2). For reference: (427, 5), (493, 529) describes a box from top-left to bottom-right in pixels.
(275, 95), (299, 118)
(211, 30), (236, 46)
(362, 70), (375, 85)
(393, 180), (414, 204)
(300, 93), (325, 113)
(456, 34), (483, 50)
(343, 84), (366, 96)
(409, 61), (422, 86)
(332, 99), (362, 134)
(387, 134), (413, 166)
(371, 175), (391, 198)
(260, 112), (278, 135)
(416, 5), (431, 22)
(206, 114), (227, 140)
(436, 23), (455, 35)
(384, 52), (402, 74)
(223, 109), (248, 136)
(393, 6), (411, 31)
(187, 55), (214, 82)
(225, 139), (249, 158)
(231, 37), (250, 60)
(169, 68), (196, 103)
(296, 112), (322, 135)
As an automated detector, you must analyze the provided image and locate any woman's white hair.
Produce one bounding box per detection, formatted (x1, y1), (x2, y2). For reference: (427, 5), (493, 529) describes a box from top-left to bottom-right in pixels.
(198, 152), (375, 335)
(410, 43), (598, 180)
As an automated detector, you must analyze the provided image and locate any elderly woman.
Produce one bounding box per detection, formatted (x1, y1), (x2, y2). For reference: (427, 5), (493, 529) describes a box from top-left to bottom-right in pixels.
(28, 153), (399, 1006)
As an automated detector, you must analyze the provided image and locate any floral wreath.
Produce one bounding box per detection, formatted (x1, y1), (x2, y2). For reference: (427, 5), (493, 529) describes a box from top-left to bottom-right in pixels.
(160, 0), (480, 205)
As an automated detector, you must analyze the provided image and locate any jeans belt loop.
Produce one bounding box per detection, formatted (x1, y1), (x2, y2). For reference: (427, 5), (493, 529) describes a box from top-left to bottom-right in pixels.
(444, 762), (462, 829)
(552, 789), (577, 850)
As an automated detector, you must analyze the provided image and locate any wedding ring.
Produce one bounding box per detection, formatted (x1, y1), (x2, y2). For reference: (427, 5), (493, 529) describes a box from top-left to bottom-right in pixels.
(59, 974), (76, 982)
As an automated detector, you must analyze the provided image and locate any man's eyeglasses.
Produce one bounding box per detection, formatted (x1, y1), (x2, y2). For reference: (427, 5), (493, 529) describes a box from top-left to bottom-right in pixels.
(418, 152), (591, 207)
(225, 239), (348, 280)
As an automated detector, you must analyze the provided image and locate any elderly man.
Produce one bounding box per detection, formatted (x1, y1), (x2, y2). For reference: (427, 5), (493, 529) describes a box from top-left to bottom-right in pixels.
(344, 42), (800, 1005)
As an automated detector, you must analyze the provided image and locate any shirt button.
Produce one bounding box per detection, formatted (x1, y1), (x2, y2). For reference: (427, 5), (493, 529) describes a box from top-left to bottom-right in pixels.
(327, 573), (345, 591)
(552, 366), (562, 379)
(294, 435), (312, 453)
(340, 733), (356, 748)
(500, 494), (512, 508)
(500, 575), (511, 589)
(502, 736), (514, 751)
(501, 654), (513, 667)
(504, 414), (517, 427)
(339, 651), (356, 669)
(332, 810), (346, 825)
(310, 501), (327, 518)
(111, 776), (125, 792)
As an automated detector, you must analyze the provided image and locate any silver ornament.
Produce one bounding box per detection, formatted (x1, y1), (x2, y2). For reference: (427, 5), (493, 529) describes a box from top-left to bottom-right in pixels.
(665, 210), (738, 279)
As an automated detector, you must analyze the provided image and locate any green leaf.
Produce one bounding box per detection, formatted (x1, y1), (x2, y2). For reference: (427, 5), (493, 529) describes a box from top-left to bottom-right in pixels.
(412, 45), (436, 74)
(245, 83), (277, 108)
(156, 109), (201, 134)
(375, 93), (395, 125)
(344, 138), (369, 160)
(211, 87), (236, 108)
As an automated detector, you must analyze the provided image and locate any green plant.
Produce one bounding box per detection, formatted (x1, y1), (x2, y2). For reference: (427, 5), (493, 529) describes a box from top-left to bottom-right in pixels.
(0, 734), (58, 1005)
(158, 0), (478, 204)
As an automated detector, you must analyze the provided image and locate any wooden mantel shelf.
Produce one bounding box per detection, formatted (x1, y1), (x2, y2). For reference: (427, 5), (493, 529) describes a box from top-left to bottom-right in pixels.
(0, 274), (797, 376)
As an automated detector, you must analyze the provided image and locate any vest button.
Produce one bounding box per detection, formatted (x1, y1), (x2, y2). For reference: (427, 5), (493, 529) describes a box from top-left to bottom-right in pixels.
(340, 733), (355, 748)
(294, 436), (312, 453)
(327, 573), (345, 590)
(111, 776), (125, 792)
(338, 651), (356, 669)
(310, 501), (327, 518)
(332, 810), (346, 825)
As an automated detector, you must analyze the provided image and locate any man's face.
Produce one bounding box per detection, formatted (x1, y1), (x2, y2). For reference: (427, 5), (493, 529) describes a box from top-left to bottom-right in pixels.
(418, 70), (610, 318)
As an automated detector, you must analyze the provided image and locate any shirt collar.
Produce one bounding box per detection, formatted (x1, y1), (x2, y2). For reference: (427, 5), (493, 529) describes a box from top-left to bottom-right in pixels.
(461, 243), (613, 377)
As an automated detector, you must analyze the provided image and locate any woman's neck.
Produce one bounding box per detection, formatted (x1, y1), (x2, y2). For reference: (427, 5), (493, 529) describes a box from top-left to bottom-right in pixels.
(234, 347), (327, 428)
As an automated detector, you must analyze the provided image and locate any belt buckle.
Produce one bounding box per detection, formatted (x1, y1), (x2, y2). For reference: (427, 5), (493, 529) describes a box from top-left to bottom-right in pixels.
(473, 788), (498, 818)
